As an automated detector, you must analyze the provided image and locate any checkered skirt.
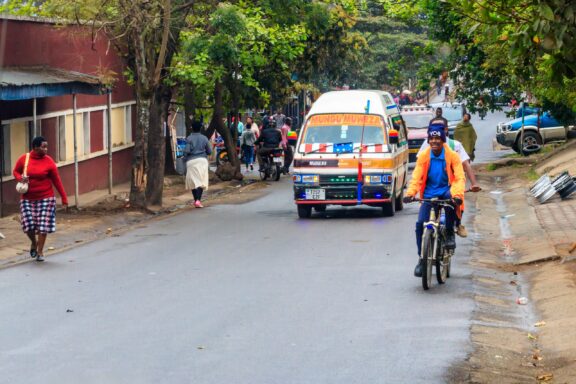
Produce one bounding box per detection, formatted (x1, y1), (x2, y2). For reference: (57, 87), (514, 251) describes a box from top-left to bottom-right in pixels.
(20, 197), (57, 234)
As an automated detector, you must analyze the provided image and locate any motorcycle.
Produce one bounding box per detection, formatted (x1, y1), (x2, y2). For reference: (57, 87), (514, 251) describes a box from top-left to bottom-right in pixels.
(214, 137), (240, 166)
(259, 148), (284, 181)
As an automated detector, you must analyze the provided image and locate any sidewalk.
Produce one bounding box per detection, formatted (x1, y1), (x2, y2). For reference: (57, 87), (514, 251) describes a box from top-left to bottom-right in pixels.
(453, 141), (576, 383)
(0, 167), (265, 269)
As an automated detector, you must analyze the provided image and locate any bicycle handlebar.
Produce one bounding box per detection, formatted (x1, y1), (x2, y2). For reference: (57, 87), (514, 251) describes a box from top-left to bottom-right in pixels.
(408, 198), (458, 208)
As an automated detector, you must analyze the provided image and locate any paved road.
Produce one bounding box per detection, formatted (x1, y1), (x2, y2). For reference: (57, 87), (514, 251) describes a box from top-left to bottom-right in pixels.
(471, 109), (514, 163)
(1, 184), (475, 384)
(1, 112), (507, 383)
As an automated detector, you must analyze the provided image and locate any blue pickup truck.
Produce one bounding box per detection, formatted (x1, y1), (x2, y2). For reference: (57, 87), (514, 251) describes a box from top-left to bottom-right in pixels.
(496, 112), (572, 154)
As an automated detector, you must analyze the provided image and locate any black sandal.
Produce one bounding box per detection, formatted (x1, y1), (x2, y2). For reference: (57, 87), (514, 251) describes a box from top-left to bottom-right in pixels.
(30, 248), (38, 258)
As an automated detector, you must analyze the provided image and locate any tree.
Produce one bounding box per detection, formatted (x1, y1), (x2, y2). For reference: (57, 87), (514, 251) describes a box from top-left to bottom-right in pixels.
(425, 0), (576, 118)
(8, 0), (195, 206)
(172, 2), (308, 179)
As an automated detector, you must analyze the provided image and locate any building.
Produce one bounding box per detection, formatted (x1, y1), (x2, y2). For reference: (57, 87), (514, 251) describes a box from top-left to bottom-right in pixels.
(0, 15), (136, 214)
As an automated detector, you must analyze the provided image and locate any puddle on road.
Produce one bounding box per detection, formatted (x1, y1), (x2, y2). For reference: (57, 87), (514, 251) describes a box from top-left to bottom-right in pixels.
(490, 177), (516, 261)
(486, 177), (539, 331)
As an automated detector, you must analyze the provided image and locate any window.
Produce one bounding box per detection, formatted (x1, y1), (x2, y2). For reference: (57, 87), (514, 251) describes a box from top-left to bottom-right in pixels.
(58, 115), (66, 162)
(103, 110), (108, 150)
(124, 105), (132, 144)
(1, 124), (10, 176)
(391, 115), (407, 143)
(83, 112), (90, 155)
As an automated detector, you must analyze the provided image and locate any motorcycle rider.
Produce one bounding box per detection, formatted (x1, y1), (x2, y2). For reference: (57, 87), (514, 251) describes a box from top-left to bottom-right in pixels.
(404, 125), (466, 277)
(254, 116), (282, 172)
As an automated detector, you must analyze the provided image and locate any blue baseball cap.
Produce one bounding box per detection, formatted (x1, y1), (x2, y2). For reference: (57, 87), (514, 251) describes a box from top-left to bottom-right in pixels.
(428, 124), (446, 142)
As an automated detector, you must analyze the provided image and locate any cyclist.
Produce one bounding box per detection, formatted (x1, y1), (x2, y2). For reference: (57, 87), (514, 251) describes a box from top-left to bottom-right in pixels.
(403, 125), (466, 277)
(419, 111), (481, 238)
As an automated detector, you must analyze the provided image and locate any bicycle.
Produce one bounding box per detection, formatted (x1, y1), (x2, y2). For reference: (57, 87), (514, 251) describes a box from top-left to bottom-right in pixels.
(415, 198), (456, 290)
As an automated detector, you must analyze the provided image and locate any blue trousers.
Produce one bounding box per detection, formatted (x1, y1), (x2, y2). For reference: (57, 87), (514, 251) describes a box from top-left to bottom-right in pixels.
(243, 146), (254, 166)
(415, 194), (456, 256)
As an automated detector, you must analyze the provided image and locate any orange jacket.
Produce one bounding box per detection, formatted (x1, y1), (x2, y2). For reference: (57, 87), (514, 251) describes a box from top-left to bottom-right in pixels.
(406, 144), (466, 214)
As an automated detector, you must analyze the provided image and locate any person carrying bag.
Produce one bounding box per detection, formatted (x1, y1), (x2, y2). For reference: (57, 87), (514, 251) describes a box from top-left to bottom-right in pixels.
(13, 137), (68, 262)
(15, 153), (30, 194)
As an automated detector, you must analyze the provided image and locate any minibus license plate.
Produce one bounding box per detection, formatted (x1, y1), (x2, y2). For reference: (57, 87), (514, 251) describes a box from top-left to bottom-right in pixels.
(305, 189), (325, 200)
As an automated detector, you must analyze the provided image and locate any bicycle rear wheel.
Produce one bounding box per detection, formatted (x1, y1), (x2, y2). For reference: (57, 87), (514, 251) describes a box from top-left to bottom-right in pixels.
(435, 233), (448, 284)
(421, 229), (434, 290)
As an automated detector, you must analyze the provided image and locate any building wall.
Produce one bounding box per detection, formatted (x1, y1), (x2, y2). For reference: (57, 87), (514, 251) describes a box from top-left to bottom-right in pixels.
(1, 146), (133, 211)
(0, 17), (134, 118)
(0, 17), (138, 208)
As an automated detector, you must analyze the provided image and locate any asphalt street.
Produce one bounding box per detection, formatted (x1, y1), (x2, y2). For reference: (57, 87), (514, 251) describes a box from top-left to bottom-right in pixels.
(0, 112), (504, 384)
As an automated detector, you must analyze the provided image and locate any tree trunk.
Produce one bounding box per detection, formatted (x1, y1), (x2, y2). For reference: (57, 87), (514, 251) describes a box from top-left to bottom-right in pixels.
(210, 81), (242, 180)
(146, 86), (171, 205)
(184, 84), (196, 136)
(130, 95), (149, 207)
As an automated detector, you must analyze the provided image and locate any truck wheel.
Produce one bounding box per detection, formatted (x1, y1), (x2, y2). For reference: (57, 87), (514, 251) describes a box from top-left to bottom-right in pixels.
(518, 131), (542, 156)
(382, 192), (396, 217)
(395, 188), (404, 211)
(314, 205), (326, 212)
(297, 205), (312, 219)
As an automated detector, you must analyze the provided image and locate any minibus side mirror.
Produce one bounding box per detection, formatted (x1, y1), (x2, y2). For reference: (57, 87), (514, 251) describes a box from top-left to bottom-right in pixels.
(389, 129), (399, 145)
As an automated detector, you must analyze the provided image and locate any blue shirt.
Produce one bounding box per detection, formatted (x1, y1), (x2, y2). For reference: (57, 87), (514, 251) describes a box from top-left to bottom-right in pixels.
(424, 148), (450, 198)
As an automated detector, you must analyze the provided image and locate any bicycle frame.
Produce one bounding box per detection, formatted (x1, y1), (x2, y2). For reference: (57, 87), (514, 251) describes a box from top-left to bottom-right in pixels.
(419, 199), (455, 263)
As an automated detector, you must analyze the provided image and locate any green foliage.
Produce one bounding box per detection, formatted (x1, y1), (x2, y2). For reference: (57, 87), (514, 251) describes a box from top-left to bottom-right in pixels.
(0, 0), (40, 15)
(349, 0), (447, 91)
(432, 0), (576, 121)
(172, 1), (310, 110)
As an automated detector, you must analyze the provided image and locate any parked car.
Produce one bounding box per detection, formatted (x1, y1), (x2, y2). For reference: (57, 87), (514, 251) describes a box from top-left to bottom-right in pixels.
(401, 106), (435, 163)
(496, 112), (572, 155)
(429, 102), (466, 138)
(515, 105), (540, 118)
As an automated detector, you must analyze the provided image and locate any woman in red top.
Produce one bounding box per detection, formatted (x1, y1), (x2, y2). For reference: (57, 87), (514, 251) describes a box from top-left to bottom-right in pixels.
(13, 136), (68, 262)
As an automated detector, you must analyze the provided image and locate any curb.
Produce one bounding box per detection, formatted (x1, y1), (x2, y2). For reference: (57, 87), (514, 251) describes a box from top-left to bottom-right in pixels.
(0, 178), (269, 270)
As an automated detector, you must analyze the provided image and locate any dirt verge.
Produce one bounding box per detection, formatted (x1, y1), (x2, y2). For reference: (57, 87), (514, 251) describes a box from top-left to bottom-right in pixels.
(0, 176), (270, 269)
(449, 143), (576, 383)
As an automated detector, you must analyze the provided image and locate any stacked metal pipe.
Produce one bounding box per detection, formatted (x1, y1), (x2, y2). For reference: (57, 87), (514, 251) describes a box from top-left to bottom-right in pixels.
(530, 172), (576, 203)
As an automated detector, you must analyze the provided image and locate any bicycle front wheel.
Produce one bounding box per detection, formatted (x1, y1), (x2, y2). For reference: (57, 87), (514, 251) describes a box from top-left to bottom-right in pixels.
(435, 233), (448, 284)
(421, 228), (435, 290)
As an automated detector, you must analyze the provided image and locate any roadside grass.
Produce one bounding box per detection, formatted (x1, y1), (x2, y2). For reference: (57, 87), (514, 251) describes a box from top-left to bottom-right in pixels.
(486, 163), (498, 171)
(503, 143), (558, 159)
(525, 168), (540, 181)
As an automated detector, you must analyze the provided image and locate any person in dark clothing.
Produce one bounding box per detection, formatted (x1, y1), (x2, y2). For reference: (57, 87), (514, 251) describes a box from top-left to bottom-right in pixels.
(429, 107), (449, 129)
(254, 122), (282, 172)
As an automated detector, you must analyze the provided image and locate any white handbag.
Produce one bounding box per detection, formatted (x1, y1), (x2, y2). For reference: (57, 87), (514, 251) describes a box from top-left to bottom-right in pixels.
(15, 153), (30, 194)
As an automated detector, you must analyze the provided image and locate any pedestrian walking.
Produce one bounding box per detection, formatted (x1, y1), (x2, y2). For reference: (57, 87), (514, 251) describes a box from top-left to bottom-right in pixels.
(236, 113), (244, 135)
(272, 109), (286, 129)
(454, 113), (478, 162)
(183, 121), (212, 208)
(240, 116), (258, 171)
(280, 117), (294, 173)
(12, 136), (68, 262)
